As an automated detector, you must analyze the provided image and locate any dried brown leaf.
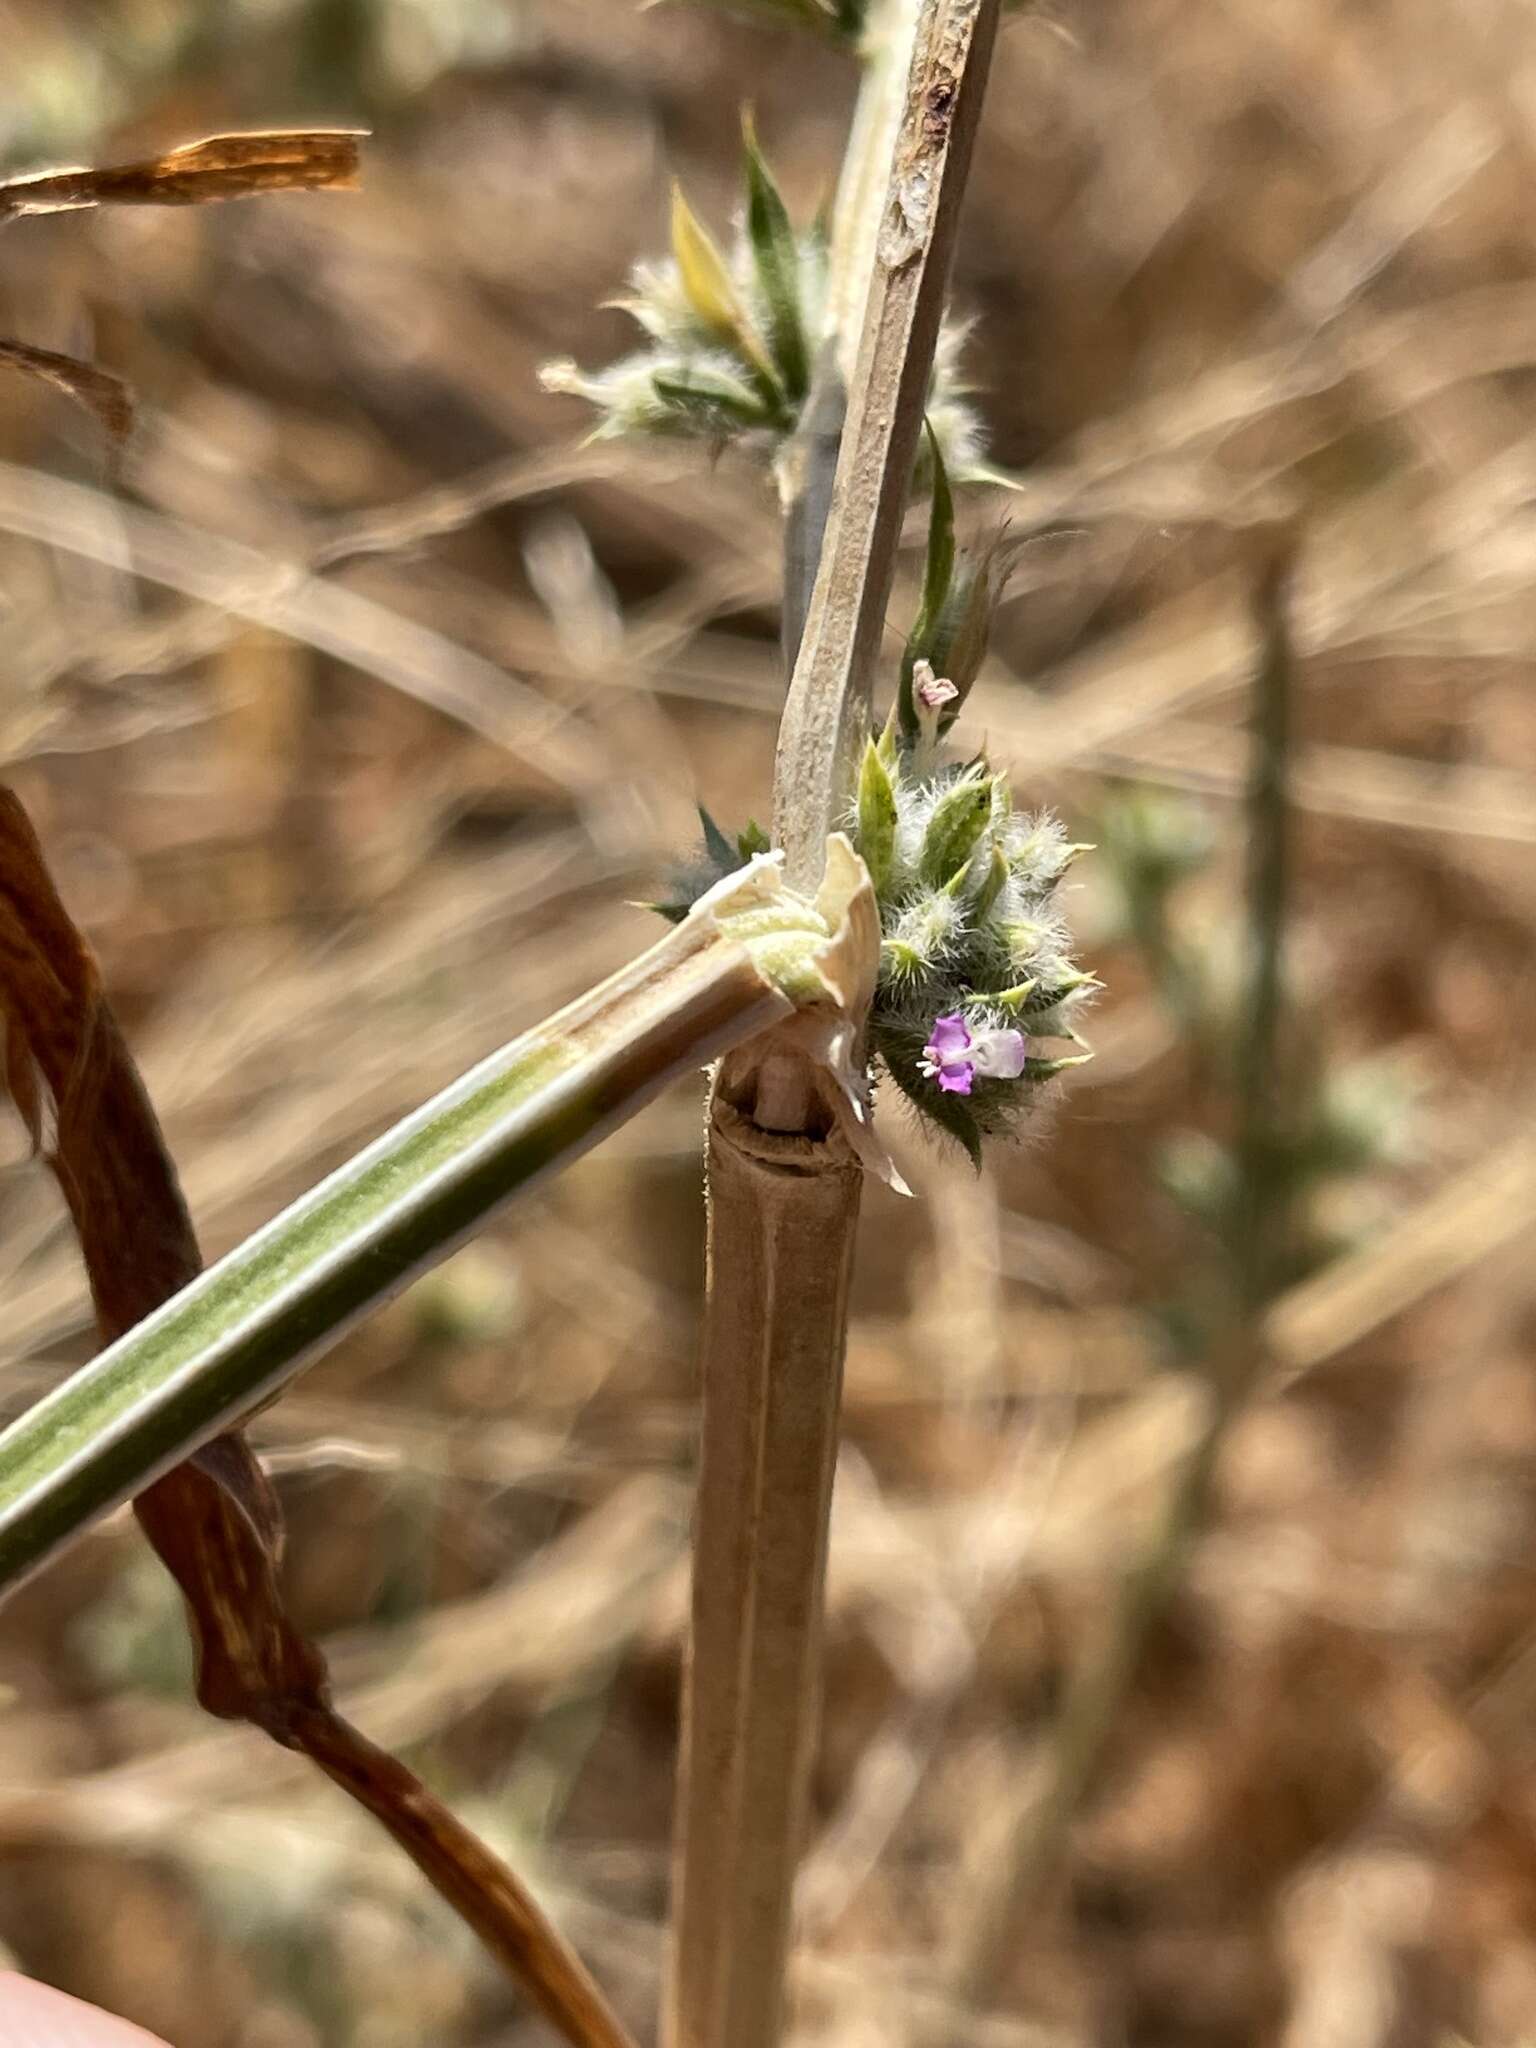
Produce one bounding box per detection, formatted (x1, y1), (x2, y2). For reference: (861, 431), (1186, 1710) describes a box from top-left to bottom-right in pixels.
(0, 340), (134, 451)
(0, 130), (364, 219)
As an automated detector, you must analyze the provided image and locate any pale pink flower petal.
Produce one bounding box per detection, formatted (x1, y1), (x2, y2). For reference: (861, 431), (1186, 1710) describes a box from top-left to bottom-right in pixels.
(969, 1026), (1028, 1080)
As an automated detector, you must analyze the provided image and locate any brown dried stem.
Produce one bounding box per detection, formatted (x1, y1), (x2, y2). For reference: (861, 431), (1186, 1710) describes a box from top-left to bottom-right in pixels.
(0, 131), (363, 219)
(665, 7), (1002, 2046)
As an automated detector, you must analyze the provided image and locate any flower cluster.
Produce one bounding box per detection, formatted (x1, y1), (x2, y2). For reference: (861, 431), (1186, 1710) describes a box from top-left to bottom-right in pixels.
(833, 438), (1093, 1157)
(647, 438), (1096, 1163)
(540, 122), (983, 478)
(854, 723), (1094, 1161)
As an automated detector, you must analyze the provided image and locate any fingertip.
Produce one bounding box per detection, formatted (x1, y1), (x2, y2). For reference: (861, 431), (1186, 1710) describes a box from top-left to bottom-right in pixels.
(0, 1973), (173, 2046)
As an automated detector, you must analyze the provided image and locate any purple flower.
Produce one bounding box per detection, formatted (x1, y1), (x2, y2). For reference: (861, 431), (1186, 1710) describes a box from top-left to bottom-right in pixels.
(921, 1011), (975, 1092)
(919, 1010), (1029, 1096)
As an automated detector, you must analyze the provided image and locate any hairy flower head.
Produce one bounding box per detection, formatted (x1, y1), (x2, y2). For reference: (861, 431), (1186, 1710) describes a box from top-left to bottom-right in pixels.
(540, 123), (984, 478)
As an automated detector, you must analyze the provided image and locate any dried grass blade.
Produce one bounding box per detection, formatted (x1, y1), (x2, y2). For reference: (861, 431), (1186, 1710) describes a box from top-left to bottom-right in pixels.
(0, 130), (363, 219)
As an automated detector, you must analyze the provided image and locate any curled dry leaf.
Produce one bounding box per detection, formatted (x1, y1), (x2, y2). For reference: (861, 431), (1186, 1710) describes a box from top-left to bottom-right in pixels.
(0, 789), (636, 2048)
(803, 832), (907, 1193)
(0, 340), (135, 457)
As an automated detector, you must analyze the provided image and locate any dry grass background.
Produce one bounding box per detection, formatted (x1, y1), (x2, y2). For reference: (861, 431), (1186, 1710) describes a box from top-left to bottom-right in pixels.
(0, 0), (1532, 2042)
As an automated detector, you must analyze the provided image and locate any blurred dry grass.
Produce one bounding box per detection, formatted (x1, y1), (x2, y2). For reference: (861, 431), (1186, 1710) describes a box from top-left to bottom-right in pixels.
(0, 0), (1533, 2042)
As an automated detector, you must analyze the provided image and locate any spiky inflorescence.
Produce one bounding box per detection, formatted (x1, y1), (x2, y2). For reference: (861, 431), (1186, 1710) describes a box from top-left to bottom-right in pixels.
(826, 428), (1092, 1158)
(645, 431), (1095, 1163)
(853, 728), (1095, 1162)
(539, 121), (985, 479)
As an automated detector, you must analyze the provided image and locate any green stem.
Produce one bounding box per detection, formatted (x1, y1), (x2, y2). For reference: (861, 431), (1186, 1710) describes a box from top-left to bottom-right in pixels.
(1234, 543), (1296, 1311)
(0, 908), (792, 1593)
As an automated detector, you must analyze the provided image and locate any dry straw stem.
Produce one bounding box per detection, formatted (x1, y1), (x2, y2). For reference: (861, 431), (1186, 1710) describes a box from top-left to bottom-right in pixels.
(667, 5), (1001, 2046)
(773, 0), (1002, 893)
(779, 0), (925, 664)
(822, 0), (929, 378)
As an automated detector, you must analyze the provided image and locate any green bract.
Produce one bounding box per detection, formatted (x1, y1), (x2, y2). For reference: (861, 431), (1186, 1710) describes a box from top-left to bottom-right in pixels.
(854, 736), (1095, 1162)
(650, 440), (1097, 1165)
(540, 126), (985, 478)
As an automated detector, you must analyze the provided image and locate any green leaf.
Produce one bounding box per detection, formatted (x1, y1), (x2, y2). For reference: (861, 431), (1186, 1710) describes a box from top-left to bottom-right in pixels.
(742, 114), (810, 404)
(652, 362), (778, 433)
(916, 1082), (984, 1168)
(876, 701), (901, 765)
(879, 939), (925, 981)
(1025, 968), (1100, 1011)
(917, 423), (956, 648)
(856, 736), (898, 894)
(929, 555), (993, 699)
(970, 842), (1009, 918)
(699, 804), (738, 870)
(989, 978), (1038, 1012)
(736, 819), (772, 858)
(639, 896), (694, 924)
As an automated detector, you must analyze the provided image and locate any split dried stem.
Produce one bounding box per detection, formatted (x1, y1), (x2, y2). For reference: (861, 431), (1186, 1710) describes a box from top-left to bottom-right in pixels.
(667, 7), (1002, 2046)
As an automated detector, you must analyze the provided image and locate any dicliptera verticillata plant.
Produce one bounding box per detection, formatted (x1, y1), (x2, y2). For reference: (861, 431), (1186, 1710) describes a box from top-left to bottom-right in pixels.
(540, 6), (1093, 2044)
(0, 5), (1096, 2046)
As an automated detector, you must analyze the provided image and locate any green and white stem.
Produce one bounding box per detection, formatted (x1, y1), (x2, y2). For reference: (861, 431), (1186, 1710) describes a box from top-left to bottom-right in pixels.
(0, 842), (877, 1594)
